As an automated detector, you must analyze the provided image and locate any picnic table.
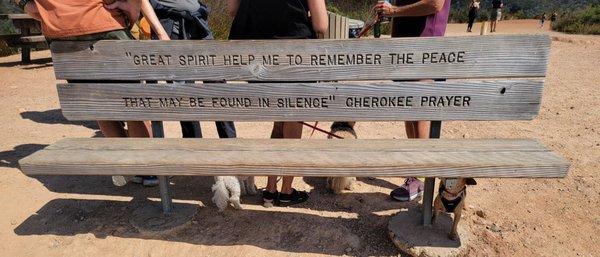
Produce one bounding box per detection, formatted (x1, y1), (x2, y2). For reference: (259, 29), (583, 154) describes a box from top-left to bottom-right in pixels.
(0, 13), (47, 63)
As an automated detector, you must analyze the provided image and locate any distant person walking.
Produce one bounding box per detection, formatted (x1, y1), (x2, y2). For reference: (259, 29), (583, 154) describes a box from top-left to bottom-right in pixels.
(539, 13), (547, 29)
(467, 0), (480, 32)
(490, 0), (503, 33)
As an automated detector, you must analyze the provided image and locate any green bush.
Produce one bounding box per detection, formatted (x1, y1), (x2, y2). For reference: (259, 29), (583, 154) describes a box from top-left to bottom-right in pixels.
(205, 0), (231, 40)
(0, 0), (19, 57)
(553, 5), (600, 35)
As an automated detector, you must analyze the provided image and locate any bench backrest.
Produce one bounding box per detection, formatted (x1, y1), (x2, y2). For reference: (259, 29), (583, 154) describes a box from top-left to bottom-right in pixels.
(51, 35), (550, 122)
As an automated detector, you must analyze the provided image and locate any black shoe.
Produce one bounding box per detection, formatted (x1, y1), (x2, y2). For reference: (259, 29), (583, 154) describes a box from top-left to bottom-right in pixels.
(131, 176), (158, 187)
(263, 190), (279, 206)
(277, 189), (309, 206)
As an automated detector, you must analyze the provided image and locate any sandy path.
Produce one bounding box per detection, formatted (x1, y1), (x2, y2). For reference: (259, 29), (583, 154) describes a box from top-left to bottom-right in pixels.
(0, 20), (598, 257)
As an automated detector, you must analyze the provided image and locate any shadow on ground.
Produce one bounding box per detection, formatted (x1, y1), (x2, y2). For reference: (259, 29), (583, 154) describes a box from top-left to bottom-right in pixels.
(20, 109), (98, 129)
(0, 57), (53, 68)
(31, 175), (404, 214)
(0, 144), (47, 168)
(14, 195), (405, 256)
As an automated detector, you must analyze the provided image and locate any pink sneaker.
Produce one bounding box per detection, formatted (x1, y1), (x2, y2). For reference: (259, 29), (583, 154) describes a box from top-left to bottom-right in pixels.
(390, 177), (424, 202)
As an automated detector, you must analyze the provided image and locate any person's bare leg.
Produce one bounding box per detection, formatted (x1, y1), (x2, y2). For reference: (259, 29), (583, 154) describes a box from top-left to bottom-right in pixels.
(266, 176), (278, 193)
(390, 121), (430, 201)
(126, 121), (152, 137)
(280, 122), (303, 194)
(98, 120), (127, 137)
(266, 122), (285, 193)
(405, 120), (430, 139)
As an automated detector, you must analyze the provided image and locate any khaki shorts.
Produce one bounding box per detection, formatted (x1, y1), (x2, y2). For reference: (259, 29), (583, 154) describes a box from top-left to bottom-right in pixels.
(50, 29), (133, 41)
(491, 8), (502, 21)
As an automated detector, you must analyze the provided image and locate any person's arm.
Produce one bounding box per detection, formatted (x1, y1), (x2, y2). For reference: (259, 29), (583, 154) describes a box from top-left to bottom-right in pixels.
(140, 0), (170, 40)
(308, 0), (328, 35)
(24, 1), (42, 21)
(12, 0), (41, 20)
(374, 0), (446, 17)
(227, 0), (240, 18)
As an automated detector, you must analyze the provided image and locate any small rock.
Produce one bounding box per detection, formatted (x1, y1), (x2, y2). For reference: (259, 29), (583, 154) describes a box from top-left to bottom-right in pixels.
(489, 223), (501, 233)
(476, 210), (487, 218)
(570, 106), (574, 110)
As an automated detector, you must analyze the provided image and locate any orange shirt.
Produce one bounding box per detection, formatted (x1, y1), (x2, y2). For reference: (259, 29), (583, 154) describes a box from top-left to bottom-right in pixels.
(34, 0), (127, 38)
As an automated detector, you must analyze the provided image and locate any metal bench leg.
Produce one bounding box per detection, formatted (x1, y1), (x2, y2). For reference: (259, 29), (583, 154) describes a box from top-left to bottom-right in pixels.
(151, 121), (173, 215)
(159, 176), (173, 215)
(422, 120), (442, 226)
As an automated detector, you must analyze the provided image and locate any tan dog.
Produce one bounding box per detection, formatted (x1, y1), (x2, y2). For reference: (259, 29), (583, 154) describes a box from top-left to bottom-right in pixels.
(326, 122), (356, 194)
(432, 178), (477, 240)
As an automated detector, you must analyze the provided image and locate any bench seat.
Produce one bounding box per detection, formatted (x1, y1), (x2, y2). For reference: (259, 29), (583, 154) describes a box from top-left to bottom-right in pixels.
(20, 138), (568, 178)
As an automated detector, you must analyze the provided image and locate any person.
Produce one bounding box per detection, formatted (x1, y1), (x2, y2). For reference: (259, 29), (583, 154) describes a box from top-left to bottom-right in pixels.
(539, 13), (546, 29)
(467, 0), (480, 32)
(490, 0), (503, 33)
(373, 0), (451, 202)
(550, 12), (558, 26)
(227, 0), (328, 206)
(17, 0), (158, 186)
(140, 0), (237, 140)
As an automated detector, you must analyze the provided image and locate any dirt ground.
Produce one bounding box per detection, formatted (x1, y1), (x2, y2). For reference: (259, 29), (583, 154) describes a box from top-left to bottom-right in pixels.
(0, 20), (598, 257)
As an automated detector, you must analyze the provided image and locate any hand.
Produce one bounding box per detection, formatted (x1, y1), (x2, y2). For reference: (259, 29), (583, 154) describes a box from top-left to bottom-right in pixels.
(23, 2), (42, 21)
(106, 0), (142, 23)
(373, 1), (396, 18)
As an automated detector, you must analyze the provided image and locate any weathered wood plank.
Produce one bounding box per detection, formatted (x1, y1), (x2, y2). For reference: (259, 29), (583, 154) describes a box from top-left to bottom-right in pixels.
(335, 14), (343, 39)
(328, 13), (336, 39)
(20, 35), (46, 43)
(57, 80), (544, 121)
(50, 35), (550, 81)
(19, 138), (570, 178)
(45, 138), (550, 152)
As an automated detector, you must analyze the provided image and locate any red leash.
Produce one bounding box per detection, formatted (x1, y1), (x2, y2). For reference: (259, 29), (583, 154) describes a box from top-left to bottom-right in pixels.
(298, 122), (343, 139)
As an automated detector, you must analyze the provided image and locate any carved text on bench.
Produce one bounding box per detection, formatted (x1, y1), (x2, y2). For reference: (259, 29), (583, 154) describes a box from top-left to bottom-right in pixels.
(122, 95), (471, 109)
(125, 51), (466, 67)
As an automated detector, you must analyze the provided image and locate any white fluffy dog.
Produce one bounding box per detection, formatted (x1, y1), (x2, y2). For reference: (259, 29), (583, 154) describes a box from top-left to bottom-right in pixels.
(211, 176), (257, 211)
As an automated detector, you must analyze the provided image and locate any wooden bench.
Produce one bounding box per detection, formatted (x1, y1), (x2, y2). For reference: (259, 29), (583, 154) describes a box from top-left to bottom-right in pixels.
(19, 35), (569, 226)
(0, 14), (47, 63)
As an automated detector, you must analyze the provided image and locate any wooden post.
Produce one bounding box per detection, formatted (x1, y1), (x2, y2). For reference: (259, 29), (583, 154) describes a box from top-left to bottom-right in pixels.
(422, 120), (442, 226)
(152, 121), (173, 215)
(480, 21), (488, 36)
